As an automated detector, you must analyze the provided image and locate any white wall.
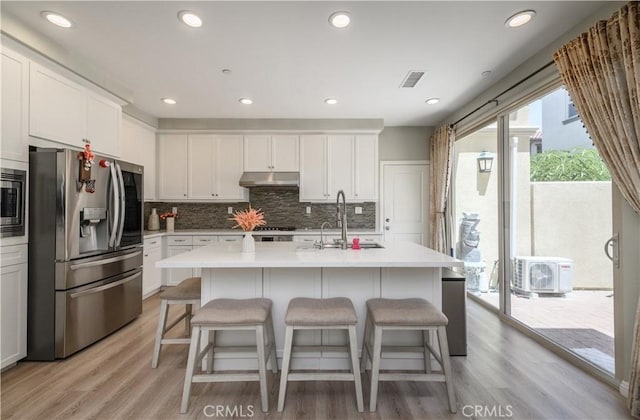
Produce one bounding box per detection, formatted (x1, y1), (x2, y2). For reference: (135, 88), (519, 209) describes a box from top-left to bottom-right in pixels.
(379, 126), (432, 161)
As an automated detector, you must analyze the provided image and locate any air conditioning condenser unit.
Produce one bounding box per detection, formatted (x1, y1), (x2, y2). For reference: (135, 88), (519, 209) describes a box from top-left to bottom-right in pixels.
(512, 256), (573, 295)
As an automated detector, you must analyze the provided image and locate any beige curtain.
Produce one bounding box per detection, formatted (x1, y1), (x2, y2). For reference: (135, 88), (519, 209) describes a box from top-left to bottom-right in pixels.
(429, 125), (455, 253)
(553, 1), (640, 214)
(553, 2), (640, 416)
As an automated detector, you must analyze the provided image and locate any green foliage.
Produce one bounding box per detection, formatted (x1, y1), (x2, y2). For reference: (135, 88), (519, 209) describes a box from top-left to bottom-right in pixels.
(530, 148), (611, 182)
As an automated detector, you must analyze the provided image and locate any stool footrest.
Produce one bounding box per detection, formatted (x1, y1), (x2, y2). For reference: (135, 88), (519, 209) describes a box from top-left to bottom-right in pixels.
(287, 372), (356, 381)
(161, 337), (191, 345)
(291, 345), (349, 353)
(192, 373), (260, 383)
(379, 372), (446, 382)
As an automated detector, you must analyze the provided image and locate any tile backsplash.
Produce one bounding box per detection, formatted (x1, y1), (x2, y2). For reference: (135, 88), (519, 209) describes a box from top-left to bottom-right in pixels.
(144, 188), (376, 230)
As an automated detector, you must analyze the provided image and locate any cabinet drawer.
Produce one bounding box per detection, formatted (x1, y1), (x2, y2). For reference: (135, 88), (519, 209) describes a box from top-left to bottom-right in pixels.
(143, 237), (162, 249)
(167, 236), (193, 246)
(219, 235), (242, 243)
(0, 244), (28, 267)
(193, 236), (218, 246)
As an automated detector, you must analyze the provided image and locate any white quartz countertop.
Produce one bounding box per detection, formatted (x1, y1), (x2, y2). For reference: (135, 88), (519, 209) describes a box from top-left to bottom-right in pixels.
(156, 241), (462, 269)
(144, 229), (381, 239)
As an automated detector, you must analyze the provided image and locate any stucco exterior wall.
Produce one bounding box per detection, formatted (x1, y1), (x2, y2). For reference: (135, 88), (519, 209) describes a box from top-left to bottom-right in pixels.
(531, 182), (613, 289)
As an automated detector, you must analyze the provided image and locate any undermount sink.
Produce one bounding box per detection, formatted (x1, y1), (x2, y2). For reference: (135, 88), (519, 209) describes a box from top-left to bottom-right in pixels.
(313, 242), (384, 250)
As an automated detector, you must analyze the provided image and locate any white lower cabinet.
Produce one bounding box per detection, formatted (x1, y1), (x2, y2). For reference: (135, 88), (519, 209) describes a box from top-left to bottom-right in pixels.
(1, 244), (28, 369)
(166, 245), (194, 286)
(162, 235), (243, 283)
(143, 237), (163, 297)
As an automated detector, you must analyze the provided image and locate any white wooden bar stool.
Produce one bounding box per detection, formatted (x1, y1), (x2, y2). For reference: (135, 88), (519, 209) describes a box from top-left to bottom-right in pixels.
(180, 298), (278, 414)
(360, 298), (457, 413)
(277, 297), (364, 412)
(152, 277), (201, 368)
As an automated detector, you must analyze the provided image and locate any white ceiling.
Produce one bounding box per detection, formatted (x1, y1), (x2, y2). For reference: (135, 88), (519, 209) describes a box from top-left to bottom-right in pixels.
(2, 1), (607, 126)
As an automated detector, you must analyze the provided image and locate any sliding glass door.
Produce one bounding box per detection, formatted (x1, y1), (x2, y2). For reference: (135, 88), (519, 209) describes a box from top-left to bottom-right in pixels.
(452, 85), (615, 375)
(452, 122), (500, 309)
(506, 87), (614, 373)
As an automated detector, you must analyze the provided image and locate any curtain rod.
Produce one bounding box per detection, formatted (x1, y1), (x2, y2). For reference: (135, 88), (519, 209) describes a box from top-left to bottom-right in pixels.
(449, 60), (555, 128)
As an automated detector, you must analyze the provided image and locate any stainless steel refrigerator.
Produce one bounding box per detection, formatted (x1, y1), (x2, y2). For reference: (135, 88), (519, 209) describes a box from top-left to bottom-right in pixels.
(28, 148), (144, 360)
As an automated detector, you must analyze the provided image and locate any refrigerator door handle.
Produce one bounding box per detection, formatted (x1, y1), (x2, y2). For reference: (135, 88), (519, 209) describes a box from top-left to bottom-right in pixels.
(69, 271), (141, 299)
(108, 163), (119, 248)
(69, 250), (142, 270)
(115, 163), (126, 247)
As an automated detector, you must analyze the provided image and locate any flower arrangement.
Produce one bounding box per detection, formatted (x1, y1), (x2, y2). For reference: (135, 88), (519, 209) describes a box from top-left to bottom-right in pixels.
(160, 211), (178, 220)
(229, 206), (266, 231)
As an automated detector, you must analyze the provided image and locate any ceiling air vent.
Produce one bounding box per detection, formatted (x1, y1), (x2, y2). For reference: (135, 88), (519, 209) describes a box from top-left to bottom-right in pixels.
(400, 70), (426, 88)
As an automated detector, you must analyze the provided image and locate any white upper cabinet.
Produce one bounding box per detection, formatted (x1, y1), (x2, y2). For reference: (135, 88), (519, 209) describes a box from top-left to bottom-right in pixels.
(163, 134), (248, 202)
(86, 91), (121, 157)
(300, 134), (378, 202)
(158, 134), (189, 199)
(120, 116), (157, 200)
(300, 135), (329, 200)
(215, 135), (248, 200)
(353, 134), (378, 201)
(244, 134), (299, 172)
(188, 134), (216, 199)
(29, 62), (122, 156)
(327, 134), (355, 199)
(29, 63), (85, 148)
(1, 48), (29, 162)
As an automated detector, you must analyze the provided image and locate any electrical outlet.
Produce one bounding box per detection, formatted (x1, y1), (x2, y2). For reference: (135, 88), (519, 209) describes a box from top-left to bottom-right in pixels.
(306, 206), (312, 214)
(355, 206), (363, 214)
(172, 206), (178, 214)
(228, 207), (233, 214)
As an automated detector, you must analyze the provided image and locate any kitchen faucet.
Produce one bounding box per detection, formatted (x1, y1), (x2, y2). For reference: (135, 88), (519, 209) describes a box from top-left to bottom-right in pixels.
(318, 221), (331, 250)
(336, 190), (348, 249)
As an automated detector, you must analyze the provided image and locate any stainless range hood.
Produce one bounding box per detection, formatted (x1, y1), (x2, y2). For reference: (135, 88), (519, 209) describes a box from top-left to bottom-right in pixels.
(239, 172), (299, 188)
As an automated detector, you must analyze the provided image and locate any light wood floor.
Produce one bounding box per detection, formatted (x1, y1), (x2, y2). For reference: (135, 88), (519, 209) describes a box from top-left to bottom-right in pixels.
(1, 295), (631, 420)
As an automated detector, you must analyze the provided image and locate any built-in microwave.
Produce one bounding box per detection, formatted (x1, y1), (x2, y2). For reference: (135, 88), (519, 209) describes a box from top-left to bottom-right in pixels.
(1, 168), (26, 237)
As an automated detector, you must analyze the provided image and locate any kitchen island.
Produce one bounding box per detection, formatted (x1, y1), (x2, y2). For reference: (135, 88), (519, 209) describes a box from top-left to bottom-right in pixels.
(157, 241), (462, 370)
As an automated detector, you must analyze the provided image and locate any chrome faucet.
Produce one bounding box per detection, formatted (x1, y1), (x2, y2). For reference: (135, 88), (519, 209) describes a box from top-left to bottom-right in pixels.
(336, 190), (348, 249)
(319, 221), (331, 250)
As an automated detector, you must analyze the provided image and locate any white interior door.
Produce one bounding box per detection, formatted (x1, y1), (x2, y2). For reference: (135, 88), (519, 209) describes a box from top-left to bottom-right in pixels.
(382, 163), (429, 245)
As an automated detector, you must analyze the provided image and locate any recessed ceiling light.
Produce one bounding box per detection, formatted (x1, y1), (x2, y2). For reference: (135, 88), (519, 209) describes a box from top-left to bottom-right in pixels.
(505, 10), (535, 28)
(329, 11), (351, 28)
(239, 98), (253, 105)
(41, 11), (73, 28)
(481, 70), (493, 77)
(162, 97), (177, 105)
(425, 98), (440, 105)
(178, 11), (203, 28)
(221, 69), (232, 75)
(324, 98), (338, 105)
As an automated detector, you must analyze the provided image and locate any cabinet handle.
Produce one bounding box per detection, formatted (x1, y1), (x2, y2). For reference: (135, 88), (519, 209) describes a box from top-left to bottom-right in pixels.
(183, 194), (187, 197)
(144, 254), (149, 257)
(174, 239), (186, 242)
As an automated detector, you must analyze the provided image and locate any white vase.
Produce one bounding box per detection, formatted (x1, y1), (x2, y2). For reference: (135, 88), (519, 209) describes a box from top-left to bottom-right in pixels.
(165, 217), (175, 232)
(148, 208), (159, 231)
(242, 232), (255, 253)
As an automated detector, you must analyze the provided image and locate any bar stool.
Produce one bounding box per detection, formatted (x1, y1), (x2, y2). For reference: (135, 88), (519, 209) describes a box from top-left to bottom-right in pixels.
(360, 298), (457, 413)
(277, 297), (364, 412)
(180, 298), (278, 414)
(152, 277), (201, 368)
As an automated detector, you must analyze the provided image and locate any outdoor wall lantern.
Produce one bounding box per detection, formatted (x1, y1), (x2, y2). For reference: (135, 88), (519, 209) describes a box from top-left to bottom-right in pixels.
(477, 151), (494, 173)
